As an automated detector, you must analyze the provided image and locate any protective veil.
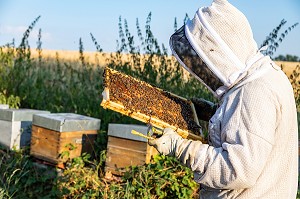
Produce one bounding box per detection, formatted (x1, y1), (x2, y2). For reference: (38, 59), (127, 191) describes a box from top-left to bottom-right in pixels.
(165, 0), (298, 198)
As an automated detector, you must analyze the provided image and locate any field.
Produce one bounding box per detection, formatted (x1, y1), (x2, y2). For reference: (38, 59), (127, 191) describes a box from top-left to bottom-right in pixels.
(31, 49), (299, 78)
(276, 60), (300, 77)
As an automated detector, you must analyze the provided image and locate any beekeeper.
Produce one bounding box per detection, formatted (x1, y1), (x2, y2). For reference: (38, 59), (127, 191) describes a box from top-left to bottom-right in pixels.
(148, 0), (298, 198)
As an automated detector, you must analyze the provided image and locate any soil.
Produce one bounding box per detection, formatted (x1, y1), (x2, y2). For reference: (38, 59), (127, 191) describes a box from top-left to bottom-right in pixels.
(103, 68), (201, 134)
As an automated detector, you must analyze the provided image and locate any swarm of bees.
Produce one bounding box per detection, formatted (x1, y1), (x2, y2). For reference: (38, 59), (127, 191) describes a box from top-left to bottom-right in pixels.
(103, 67), (201, 134)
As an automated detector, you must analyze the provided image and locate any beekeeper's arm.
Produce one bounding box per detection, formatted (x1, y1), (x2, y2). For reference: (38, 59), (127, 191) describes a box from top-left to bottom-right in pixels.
(149, 85), (276, 189)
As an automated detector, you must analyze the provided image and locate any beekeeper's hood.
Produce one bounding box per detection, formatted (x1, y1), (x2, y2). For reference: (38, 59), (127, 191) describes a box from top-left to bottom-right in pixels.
(170, 0), (264, 98)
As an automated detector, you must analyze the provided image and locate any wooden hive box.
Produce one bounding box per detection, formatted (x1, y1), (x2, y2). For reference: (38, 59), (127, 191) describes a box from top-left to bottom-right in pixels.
(0, 109), (50, 150)
(30, 113), (101, 165)
(105, 123), (158, 175)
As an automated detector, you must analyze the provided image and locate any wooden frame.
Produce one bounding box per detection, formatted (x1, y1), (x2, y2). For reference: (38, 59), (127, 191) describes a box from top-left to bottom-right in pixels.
(101, 68), (206, 142)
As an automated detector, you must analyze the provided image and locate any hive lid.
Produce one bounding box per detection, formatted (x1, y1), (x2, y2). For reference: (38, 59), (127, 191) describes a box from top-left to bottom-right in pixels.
(33, 113), (101, 132)
(0, 104), (9, 109)
(108, 123), (149, 142)
(0, 109), (50, 122)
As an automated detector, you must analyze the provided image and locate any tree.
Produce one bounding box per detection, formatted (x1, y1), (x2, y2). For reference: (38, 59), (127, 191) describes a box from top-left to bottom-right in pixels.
(274, 54), (299, 62)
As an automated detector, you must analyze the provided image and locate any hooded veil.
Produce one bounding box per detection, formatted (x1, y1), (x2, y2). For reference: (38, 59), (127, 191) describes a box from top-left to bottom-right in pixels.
(170, 0), (261, 97)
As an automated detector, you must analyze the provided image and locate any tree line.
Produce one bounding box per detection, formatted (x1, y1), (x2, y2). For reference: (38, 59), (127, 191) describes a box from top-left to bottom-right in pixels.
(274, 54), (300, 62)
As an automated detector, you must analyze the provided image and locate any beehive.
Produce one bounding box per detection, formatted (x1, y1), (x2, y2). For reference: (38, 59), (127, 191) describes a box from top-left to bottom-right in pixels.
(101, 67), (205, 142)
(0, 109), (50, 150)
(0, 104), (9, 109)
(105, 123), (158, 175)
(30, 113), (101, 165)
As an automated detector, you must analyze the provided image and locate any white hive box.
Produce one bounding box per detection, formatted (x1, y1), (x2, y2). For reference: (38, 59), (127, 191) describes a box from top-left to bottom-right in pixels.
(0, 104), (9, 109)
(0, 109), (50, 149)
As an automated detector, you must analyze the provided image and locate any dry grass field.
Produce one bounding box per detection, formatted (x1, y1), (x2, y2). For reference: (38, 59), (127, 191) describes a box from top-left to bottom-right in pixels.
(31, 49), (300, 78)
(275, 61), (300, 77)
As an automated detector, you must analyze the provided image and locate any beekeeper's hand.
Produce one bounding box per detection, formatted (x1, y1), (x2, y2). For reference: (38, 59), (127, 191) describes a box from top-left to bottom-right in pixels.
(148, 128), (183, 157)
(191, 97), (217, 121)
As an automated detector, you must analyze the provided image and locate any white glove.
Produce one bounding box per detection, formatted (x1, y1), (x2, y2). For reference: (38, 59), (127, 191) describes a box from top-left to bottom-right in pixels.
(148, 128), (183, 156)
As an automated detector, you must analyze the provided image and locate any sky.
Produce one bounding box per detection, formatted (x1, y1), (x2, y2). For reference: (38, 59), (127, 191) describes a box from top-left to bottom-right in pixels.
(0, 0), (300, 57)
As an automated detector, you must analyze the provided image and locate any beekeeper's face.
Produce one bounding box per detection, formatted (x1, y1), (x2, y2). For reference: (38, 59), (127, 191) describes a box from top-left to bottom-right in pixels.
(170, 25), (223, 95)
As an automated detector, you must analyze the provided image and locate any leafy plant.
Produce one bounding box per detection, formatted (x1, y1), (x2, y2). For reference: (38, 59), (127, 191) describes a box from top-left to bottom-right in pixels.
(120, 155), (199, 198)
(0, 91), (20, 108)
(54, 154), (198, 199)
(0, 146), (58, 198)
(261, 19), (298, 57)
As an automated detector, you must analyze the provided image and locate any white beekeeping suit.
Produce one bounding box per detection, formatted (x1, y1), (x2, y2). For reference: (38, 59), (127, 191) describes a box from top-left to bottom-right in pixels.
(149, 0), (298, 198)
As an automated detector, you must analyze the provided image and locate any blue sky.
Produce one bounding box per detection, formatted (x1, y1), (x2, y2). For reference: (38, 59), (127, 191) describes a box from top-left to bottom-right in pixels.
(0, 0), (299, 57)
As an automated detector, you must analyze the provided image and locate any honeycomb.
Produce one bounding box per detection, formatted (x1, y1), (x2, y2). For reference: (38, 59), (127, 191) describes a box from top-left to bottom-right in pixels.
(102, 67), (203, 138)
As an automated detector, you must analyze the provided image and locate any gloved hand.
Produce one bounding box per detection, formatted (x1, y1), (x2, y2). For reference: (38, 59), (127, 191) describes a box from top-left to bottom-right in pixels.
(191, 97), (217, 122)
(148, 128), (183, 157)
